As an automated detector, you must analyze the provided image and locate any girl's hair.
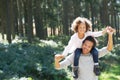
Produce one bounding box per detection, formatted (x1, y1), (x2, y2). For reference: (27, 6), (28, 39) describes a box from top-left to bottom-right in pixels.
(84, 18), (92, 31)
(71, 17), (92, 32)
(75, 21), (82, 32)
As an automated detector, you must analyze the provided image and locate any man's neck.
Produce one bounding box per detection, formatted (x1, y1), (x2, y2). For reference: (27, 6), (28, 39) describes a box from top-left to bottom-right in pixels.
(82, 53), (91, 56)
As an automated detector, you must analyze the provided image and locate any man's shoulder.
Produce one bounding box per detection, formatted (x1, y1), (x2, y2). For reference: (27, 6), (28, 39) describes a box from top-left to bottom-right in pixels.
(97, 47), (107, 52)
(98, 47), (109, 58)
(66, 52), (74, 59)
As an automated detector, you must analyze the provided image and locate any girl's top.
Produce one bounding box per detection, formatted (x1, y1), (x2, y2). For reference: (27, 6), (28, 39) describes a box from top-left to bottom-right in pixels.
(62, 31), (103, 57)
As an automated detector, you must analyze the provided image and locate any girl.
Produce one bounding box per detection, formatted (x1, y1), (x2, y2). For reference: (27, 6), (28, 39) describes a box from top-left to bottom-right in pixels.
(56, 17), (107, 76)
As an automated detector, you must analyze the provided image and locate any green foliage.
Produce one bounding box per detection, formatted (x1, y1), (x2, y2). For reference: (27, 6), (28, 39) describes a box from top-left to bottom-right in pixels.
(99, 44), (120, 80)
(47, 35), (70, 45)
(0, 42), (69, 80)
(0, 35), (120, 80)
(96, 34), (108, 48)
(111, 44), (120, 56)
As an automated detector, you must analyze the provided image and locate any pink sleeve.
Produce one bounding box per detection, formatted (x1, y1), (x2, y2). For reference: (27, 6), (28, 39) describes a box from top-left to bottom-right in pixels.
(62, 36), (75, 57)
(87, 31), (103, 37)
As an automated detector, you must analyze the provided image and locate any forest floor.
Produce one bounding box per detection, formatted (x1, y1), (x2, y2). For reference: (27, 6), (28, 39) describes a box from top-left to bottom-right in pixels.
(99, 63), (120, 80)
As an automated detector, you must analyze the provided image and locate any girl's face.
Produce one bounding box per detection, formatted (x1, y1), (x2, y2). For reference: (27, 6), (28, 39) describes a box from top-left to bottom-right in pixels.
(78, 23), (86, 34)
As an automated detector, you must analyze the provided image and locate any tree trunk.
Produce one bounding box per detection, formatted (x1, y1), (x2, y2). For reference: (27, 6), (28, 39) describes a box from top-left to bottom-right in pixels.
(62, 0), (69, 35)
(6, 0), (13, 43)
(100, 0), (109, 26)
(0, 0), (6, 40)
(24, 0), (33, 43)
(33, 0), (45, 39)
(17, 0), (24, 37)
(73, 0), (82, 18)
(90, 1), (95, 31)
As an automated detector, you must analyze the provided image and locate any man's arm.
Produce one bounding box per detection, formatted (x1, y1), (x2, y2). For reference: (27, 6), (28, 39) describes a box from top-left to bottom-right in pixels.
(98, 27), (115, 58)
(107, 27), (115, 51)
(54, 53), (73, 69)
(107, 33), (113, 51)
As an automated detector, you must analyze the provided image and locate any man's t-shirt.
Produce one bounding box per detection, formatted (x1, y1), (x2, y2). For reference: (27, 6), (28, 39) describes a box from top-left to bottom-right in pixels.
(60, 47), (109, 80)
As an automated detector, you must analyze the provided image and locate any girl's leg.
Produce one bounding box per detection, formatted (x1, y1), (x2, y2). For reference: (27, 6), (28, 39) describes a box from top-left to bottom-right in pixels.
(91, 47), (100, 76)
(73, 48), (82, 79)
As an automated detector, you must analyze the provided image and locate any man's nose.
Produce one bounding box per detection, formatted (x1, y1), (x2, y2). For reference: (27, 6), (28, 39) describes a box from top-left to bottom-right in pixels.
(85, 46), (89, 49)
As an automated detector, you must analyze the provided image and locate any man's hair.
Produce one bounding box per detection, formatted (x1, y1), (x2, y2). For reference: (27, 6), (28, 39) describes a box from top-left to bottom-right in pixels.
(83, 36), (96, 48)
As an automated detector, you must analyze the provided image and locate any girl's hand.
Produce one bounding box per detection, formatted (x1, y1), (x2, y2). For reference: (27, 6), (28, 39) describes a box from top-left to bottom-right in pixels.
(106, 26), (115, 34)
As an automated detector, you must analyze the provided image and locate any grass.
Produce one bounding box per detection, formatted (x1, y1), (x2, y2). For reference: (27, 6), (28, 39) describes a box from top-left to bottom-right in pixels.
(65, 57), (120, 80)
(99, 64), (120, 80)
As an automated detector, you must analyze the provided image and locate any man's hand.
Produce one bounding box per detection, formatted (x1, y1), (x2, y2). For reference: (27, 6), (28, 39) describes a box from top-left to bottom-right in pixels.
(103, 26), (115, 35)
(54, 54), (64, 69)
(55, 54), (64, 62)
(106, 26), (115, 34)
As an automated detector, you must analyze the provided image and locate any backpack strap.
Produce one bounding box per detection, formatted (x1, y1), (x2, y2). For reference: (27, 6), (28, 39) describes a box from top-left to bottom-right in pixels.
(73, 48), (82, 79)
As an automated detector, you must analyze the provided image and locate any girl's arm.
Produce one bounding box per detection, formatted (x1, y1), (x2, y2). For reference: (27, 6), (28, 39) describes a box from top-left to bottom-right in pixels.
(87, 28), (107, 37)
(56, 34), (79, 61)
(62, 34), (76, 57)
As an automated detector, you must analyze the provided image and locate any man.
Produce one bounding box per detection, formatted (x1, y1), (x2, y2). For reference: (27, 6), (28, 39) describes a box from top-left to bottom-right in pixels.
(54, 27), (115, 80)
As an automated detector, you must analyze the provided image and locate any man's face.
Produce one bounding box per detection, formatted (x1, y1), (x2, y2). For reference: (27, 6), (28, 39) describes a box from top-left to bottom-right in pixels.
(82, 40), (94, 54)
